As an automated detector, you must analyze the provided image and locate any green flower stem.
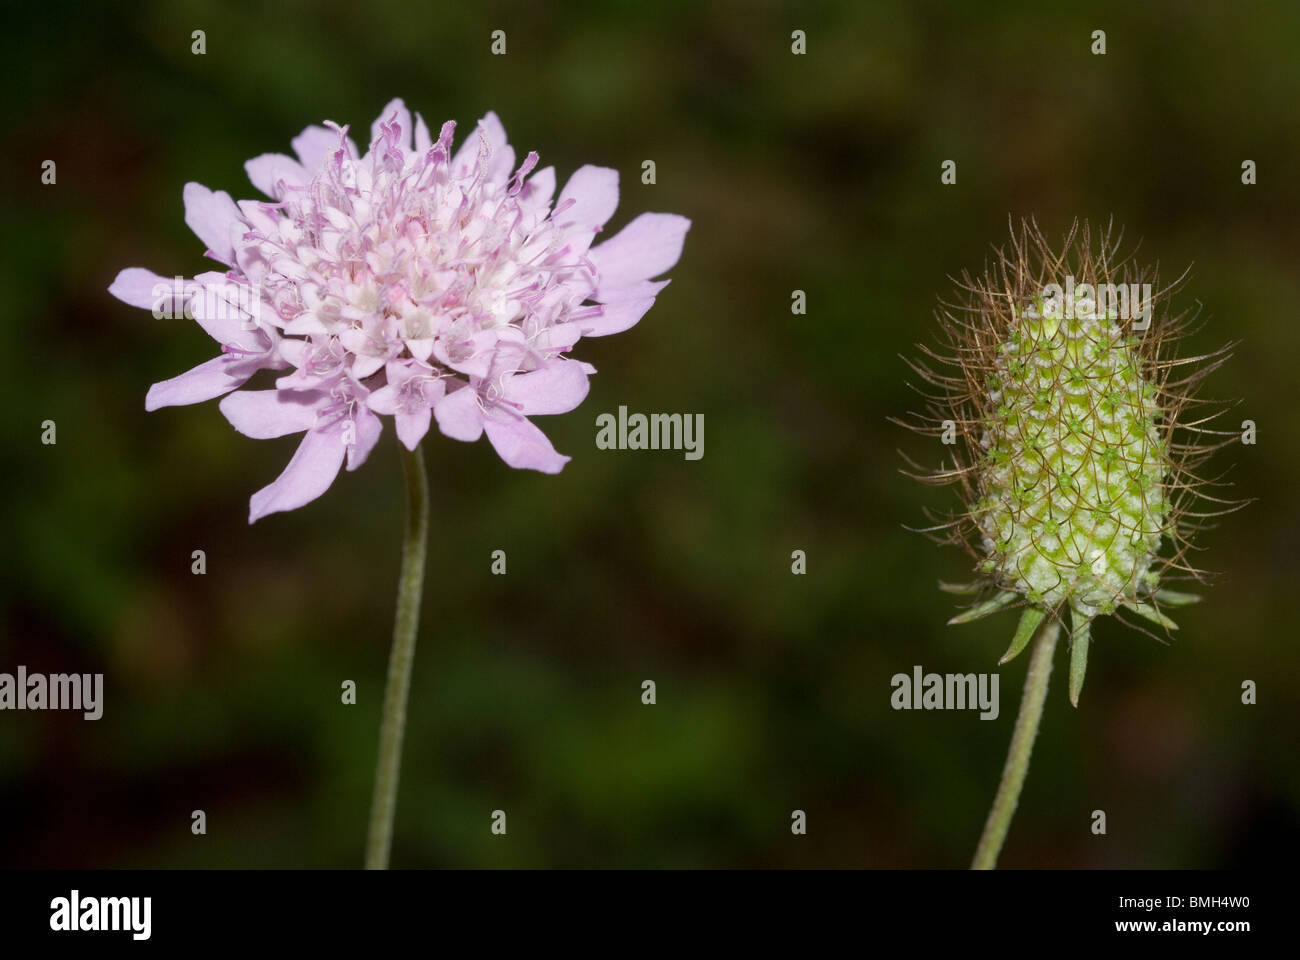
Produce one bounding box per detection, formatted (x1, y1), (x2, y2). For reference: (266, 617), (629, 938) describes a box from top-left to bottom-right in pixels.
(365, 442), (429, 870)
(971, 615), (1060, 870)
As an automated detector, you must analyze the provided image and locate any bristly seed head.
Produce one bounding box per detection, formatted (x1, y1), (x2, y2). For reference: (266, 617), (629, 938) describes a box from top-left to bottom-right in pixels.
(898, 219), (1244, 704)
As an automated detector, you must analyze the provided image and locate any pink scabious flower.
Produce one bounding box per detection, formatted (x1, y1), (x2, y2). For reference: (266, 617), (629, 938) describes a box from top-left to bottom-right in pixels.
(111, 98), (690, 521)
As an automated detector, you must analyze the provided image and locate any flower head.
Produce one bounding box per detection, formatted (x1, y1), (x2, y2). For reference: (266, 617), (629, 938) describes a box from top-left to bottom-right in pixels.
(111, 99), (690, 521)
(901, 219), (1242, 704)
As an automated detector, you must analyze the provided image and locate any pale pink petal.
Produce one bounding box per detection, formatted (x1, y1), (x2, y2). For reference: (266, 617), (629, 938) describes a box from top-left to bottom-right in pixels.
(592, 279), (672, 303)
(277, 339), (311, 367)
(109, 267), (179, 311)
(406, 337), (434, 362)
(283, 314), (329, 335)
(555, 165), (619, 230)
(434, 385), (484, 442)
(365, 383), (401, 416)
(590, 213), (690, 296)
(505, 360), (590, 415)
(395, 406), (432, 451)
(249, 427), (347, 523)
(520, 166), (555, 210)
(218, 389), (323, 438)
(236, 198), (282, 237)
(414, 113), (432, 153)
(434, 329), (501, 378)
(145, 356), (255, 411)
(451, 111), (514, 183)
(346, 407), (383, 471)
(292, 125), (350, 170)
(245, 153), (308, 198)
(572, 294), (660, 337)
(370, 98), (413, 152)
(484, 416), (570, 473)
(183, 182), (243, 262)
(276, 362), (337, 391)
(351, 353), (387, 379)
(190, 280), (264, 347)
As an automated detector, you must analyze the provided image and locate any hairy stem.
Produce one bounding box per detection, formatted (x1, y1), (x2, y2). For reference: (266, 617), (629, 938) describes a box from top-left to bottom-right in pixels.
(971, 616), (1060, 870)
(365, 443), (429, 870)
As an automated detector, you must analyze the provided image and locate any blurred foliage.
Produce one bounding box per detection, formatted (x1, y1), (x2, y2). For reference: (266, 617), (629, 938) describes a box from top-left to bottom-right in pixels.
(0, 0), (1297, 867)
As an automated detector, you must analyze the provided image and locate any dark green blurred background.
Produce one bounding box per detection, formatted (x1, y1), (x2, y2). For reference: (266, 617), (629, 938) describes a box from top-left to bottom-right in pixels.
(1, 0), (1296, 868)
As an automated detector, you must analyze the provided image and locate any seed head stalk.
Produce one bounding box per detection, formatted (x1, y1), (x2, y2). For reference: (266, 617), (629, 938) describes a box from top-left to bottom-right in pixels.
(971, 616), (1058, 869)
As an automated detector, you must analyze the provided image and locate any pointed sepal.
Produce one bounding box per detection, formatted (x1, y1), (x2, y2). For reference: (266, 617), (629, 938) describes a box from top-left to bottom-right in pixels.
(1153, 589), (1201, 607)
(999, 607), (1046, 664)
(947, 591), (1016, 625)
(1068, 607), (1092, 707)
(1122, 600), (1179, 631)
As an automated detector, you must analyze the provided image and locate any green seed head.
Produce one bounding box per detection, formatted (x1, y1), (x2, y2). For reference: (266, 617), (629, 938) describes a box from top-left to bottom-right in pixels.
(900, 219), (1242, 703)
(977, 296), (1166, 617)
